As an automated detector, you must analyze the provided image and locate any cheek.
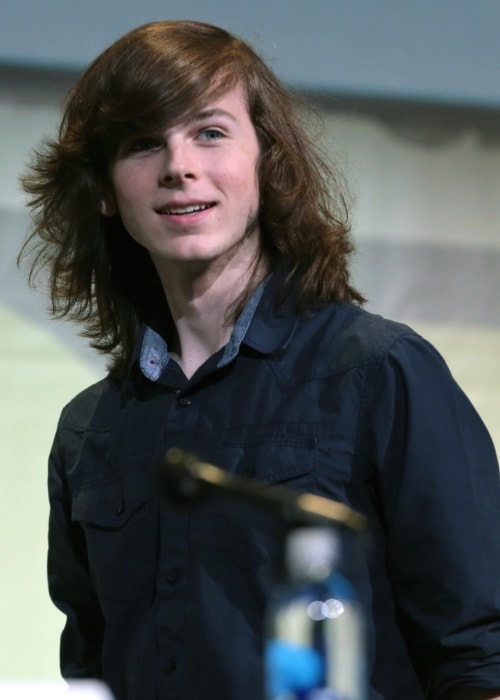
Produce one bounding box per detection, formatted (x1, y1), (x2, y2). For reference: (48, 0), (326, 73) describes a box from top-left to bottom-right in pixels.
(231, 161), (260, 207)
(246, 175), (261, 215)
(113, 178), (139, 210)
(113, 179), (149, 230)
(112, 196), (147, 245)
(111, 163), (147, 204)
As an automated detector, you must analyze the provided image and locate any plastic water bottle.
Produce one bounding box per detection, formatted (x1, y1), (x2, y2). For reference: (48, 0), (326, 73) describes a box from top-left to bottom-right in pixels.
(265, 525), (366, 700)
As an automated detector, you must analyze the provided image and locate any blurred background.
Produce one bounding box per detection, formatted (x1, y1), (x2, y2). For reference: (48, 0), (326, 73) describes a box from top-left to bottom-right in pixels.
(1, 0), (499, 684)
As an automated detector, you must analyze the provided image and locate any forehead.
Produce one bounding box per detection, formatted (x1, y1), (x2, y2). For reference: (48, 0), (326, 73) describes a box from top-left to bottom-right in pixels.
(177, 85), (251, 123)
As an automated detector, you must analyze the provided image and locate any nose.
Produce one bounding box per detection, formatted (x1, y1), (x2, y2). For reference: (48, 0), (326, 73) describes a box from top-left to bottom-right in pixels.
(159, 137), (197, 186)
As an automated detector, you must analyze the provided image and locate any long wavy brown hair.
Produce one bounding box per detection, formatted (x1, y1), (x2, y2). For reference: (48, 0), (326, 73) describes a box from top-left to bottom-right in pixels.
(19, 20), (364, 377)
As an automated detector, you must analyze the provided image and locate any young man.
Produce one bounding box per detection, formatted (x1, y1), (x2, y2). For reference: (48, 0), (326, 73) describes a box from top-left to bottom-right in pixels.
(20, 20), (500, 700)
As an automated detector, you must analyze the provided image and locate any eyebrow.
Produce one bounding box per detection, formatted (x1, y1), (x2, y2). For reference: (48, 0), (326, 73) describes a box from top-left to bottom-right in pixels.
(186, 108), (237, 125)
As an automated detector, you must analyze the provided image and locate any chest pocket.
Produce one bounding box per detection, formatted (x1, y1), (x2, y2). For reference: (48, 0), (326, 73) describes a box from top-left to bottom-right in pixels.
(214, 439), (316, 572)
(72, 473), (156, 602)
(220, 435), (316, 486)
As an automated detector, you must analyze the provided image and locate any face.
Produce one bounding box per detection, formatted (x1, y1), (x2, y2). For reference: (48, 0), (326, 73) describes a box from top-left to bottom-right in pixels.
(103, 85), (262, 281)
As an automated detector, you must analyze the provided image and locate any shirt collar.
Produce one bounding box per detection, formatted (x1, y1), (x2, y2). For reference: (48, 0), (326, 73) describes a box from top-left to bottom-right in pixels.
(131, 271), (300, 383)
(243, 271), (300, 355)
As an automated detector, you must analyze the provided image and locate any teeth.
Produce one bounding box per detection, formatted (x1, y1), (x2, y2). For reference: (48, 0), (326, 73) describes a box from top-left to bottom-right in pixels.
(161, 203), (211, 215)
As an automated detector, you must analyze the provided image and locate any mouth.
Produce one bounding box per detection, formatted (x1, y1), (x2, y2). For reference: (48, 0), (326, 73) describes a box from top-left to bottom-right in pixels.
(156, 203), (215, 216)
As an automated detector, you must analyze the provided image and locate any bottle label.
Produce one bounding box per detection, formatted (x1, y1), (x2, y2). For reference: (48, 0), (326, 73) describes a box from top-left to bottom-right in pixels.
(266, 640), (356, 699)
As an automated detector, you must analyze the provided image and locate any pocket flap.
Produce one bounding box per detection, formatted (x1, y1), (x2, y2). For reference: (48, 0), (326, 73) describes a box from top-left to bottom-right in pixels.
(72, 474), (149, 528)
(257, 461), (313, 486)
(251, 443), (315, 487)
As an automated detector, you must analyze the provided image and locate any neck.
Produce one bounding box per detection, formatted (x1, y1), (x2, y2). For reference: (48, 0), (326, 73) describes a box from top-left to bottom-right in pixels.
(155, 253), (267, 379)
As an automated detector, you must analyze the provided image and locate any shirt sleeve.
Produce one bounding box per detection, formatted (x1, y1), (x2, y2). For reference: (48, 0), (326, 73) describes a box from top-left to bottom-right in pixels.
(47, 411), (105, 680)
(366, 331), (500, 698)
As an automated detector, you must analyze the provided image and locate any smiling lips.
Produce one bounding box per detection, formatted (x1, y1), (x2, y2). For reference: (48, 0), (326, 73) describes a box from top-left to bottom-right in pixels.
(157, 203), (215, 215)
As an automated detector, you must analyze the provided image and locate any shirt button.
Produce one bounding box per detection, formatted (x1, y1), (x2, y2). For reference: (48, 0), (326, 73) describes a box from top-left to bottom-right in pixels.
(115, 500), (124, 515)
(178, 396), (191, 407)
(163, 659), (176, 675)
(165, 569), (181, 584)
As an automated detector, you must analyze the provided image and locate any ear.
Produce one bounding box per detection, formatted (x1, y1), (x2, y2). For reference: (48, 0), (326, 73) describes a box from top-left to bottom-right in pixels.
(99, 193), (118, 217)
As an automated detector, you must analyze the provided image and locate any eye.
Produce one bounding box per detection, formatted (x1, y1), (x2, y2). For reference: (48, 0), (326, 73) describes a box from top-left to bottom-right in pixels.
(198, 128), (224, 142)
(125, 136), (163, 153)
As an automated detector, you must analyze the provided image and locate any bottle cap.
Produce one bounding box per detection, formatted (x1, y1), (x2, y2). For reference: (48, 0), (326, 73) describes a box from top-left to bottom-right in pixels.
(286, 526), (340, 581)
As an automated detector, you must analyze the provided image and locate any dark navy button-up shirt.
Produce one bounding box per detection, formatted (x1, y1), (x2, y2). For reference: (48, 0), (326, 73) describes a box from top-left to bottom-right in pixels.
(48, 275), (500, 700)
